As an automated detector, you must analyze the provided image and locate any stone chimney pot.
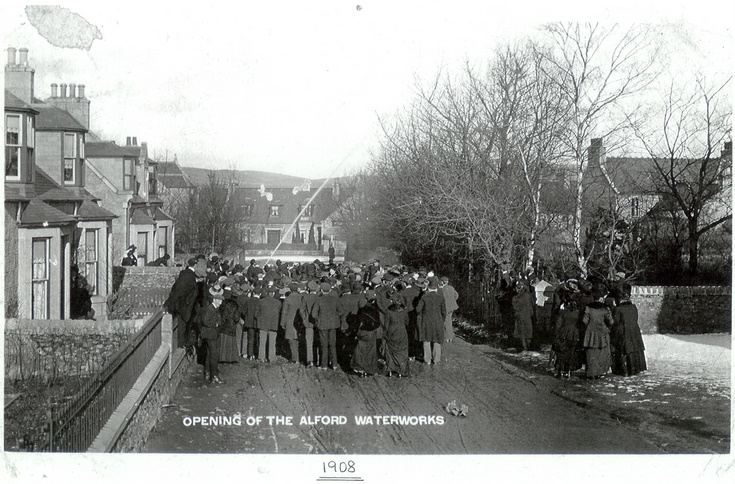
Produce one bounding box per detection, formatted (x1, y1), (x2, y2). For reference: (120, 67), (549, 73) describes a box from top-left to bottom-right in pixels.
(69, 83), (76, 98)
(7, 47), (17, 66)
(78, 84), (85, 98)
(18, 48), (28, 66)
(51, 83), (58, 97)
(60, 83), (68, 97)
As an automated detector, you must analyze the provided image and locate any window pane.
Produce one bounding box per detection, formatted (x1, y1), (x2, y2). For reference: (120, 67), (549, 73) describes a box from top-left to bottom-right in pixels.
(32, 239), (47, 279)
(32, 282), (48, 319)
(6, 115), (20, 145)
(5, 147), (19, 177)
(27, 116), (34, 148)
(85, 230), (97, 260)
(64, 158), (74, 182)
(64, 133), (75, 157)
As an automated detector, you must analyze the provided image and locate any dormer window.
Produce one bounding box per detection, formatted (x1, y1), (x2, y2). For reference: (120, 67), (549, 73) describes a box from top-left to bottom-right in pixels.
(63, 132), (76, 184)
(299, 204), (314, 217)
(5, 114), (21, 180)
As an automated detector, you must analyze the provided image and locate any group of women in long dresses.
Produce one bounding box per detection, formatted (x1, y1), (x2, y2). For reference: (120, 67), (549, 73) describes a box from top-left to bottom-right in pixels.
(552, 280), (647, 379)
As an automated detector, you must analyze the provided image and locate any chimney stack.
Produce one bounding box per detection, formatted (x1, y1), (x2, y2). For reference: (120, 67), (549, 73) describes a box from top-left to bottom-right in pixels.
(132, 137), (137, 145)
(5, 47), (35, 104)
(51, 83), (58, 97)
(60, 83), (67, 97)
(126, 137), (132, 145)
(588, 138), (605, 170)
(69, 83), (76, 98)
(78, 84), (85, 98)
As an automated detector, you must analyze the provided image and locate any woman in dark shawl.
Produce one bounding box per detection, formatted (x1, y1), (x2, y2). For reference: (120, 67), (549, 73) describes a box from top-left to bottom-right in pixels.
(581, 282), (613, 378)
(611, 282), (647, 376)
(512, 281), (534, 352)
(350, 295), (381, 376)
(551, 286), (583, 378)
(218, 287), (242, 363)
(383, 299), (411, 378)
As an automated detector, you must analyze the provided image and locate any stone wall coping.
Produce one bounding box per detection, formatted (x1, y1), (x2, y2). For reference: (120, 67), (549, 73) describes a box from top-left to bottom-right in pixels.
(118, 266), (182, 275)
(4, 318), (146, 332)
(88, 345), (169, 452)
(631, 285), (731, 296)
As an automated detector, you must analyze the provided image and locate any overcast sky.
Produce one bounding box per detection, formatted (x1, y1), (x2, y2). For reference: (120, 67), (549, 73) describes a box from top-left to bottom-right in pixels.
(2, 1), (732, 179)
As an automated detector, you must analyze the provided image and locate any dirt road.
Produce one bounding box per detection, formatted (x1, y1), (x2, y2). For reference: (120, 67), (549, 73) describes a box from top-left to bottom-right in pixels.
(143, 337), (664, 454)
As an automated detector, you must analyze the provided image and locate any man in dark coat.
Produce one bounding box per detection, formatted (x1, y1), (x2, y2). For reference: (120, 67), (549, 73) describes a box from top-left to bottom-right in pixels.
(415, 276), (447, 364)
(164, 258), (200, 349)
(280, 282), (303, 364)
(300, 280), (320, 366)
(311, 282), (342, 370)
(398, 276), (422, 359)
(254, 287), (282, 362)
(238, 284), (259, 359)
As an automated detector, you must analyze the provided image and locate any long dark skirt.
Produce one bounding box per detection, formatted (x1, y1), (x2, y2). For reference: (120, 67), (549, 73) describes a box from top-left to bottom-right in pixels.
(585, 346), (611, 377)
(553, 339), (582, 373)
(612, 348), (647, 376)
(219, 333), (239, 363)
(351, 329), (379, 374)
(384, 324), (410, 376)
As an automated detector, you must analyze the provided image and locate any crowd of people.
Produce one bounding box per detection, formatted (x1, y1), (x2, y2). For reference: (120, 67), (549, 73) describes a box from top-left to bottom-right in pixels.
(163, 254), (460, 384)
(496, 269), (648, 380)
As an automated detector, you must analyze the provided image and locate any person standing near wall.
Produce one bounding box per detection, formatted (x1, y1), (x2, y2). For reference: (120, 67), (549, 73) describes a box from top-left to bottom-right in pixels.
(197, 286), (225, 384)
(415, 276), (447, 364)
(439, 276), (459, 343)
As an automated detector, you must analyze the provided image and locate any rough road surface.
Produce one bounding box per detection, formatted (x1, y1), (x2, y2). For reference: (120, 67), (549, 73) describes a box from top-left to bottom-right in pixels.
(143, 336), (666, 454)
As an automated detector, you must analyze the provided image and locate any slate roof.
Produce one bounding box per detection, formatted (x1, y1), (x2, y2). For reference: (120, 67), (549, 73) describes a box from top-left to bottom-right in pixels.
(77, 200), (117, 221)
(19, 198), (76, 227)
(158, 161), (196, 189)
(131, 208), (156, 225)
(85, 140), (137, 158)
(233, 186), (337, 225)
(34, 168), (84, 202)
(5, 90), (38, 113)
(154, 207), (173, 221)
(33, 104), (87, 131)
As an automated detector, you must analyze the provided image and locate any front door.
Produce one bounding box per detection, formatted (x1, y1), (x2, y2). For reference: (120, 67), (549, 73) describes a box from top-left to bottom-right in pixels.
(266, 230), (280, 246)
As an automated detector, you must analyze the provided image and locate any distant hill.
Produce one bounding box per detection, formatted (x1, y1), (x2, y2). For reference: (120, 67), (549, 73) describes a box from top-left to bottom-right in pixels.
(180, 166), (343, 189)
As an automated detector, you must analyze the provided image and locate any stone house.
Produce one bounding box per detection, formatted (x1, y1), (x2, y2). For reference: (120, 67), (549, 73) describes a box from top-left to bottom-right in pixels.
(233, 182), (342, 255)
(85, 137), (175, 266)
(5, 47), (116, 318)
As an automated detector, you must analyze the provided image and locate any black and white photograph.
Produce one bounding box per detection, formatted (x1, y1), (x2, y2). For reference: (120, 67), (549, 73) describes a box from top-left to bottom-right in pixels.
(1, 1), (732, 482)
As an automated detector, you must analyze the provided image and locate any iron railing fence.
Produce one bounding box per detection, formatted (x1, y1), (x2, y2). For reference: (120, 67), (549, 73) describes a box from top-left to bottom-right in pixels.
(453, 279), (503, 332)
(32, 309), (164, 452)
(114, 286), (171, 318)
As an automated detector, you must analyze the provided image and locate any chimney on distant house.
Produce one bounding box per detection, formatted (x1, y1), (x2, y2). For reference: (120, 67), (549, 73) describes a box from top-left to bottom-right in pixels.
(60, 83), (67, 97)
(588, 138), (605, 171)
(132, 137), (137, 145)
(78, 84), (85, 98)
(5, 46), (35, 104)
(126, 137), (132, 145)
(50, 83), (58, 97)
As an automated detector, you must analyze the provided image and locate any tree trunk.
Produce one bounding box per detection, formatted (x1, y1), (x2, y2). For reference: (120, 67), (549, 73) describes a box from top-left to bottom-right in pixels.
(688, 220), (699, 277)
